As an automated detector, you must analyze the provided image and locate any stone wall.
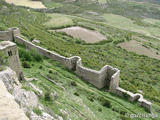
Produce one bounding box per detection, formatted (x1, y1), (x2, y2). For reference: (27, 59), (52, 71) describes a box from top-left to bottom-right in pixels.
(0, 27), (152, 113)
(0, 41), (24, 80)
(0, 29), (13, 41)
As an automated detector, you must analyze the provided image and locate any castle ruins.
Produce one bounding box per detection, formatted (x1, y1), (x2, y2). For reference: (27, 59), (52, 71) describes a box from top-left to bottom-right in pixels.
(0, 27), (152, 113)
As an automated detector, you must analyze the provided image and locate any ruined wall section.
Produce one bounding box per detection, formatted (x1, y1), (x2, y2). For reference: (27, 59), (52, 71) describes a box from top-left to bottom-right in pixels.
(0, 28), (152, 113)
(0, 41), (24, 80)
(0, 29), (13, 41)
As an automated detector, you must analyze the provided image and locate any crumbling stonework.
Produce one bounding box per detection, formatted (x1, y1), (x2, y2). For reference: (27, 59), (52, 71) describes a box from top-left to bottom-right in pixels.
(0, 68), (29, 120)
(0, 28), (152, 113)
(0, 41), (24, 80)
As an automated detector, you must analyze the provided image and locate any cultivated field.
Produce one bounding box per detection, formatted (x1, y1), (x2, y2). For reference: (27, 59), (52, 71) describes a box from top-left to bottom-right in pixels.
(103, 13), (160, 38)
(118, 40), (160, 60)
(56, 26), (106, 43)
(44, 14), (74, 29)
(1, 0), (160, 119)
(5, 0), (46, 9)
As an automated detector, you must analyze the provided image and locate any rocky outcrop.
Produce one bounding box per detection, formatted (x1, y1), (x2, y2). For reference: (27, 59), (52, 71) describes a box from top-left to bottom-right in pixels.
(0, 68), (63, 120)
(0, 69), (29, 120)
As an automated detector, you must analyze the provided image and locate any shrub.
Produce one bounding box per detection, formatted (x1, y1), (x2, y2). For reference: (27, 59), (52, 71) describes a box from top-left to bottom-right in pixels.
(87, 96), (94, 102)
(123, 92), (130, 99)
(33, 107), (42, 116)
(19, 48), (42, 62)
(0, 51), (8, 65)
(22, 61), (31, 68)
(74, 92), (79, 96)
(98, 108), (102, 112)
(45, 92), (51, 101)
(30, 49), (43, 62)
(75, 39), (82, 44)
(70, 81), (77, 86)
(39, 65), (43, 69)
(49, 69), (53, 74)
(19, 48), (32, 61)
(98, 97), (112, 108)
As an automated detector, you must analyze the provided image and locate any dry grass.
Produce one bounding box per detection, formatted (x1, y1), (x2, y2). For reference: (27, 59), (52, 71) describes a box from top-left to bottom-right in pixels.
(5, 0), (46, 9)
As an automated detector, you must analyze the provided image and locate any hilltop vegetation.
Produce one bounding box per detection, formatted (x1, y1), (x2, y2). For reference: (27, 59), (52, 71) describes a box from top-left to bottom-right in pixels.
(1, 0), (160, 119)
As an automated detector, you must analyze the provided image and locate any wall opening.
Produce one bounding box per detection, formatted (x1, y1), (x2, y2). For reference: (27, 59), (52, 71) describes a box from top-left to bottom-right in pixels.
(8, 51), (12, 56)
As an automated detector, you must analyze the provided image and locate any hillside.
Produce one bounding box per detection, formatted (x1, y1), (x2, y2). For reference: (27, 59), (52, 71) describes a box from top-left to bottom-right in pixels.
(0, 0), (160, 119)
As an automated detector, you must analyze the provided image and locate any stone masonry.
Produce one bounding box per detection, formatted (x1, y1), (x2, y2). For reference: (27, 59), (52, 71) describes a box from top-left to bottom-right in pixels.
(0, 27), (152, 113)
(0, 40), (24, 80)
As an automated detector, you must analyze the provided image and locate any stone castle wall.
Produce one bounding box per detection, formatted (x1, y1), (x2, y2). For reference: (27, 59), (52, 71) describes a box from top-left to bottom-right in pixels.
(0, 41), (24, 80)
(0, 28), (152, 113)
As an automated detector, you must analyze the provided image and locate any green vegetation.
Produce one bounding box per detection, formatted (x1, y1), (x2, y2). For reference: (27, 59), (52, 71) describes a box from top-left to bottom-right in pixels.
(19, 44), (156, 119)
(33, 107), (42, 116)
(44, 13), (74, 29)
(1, 0), (160, 119)
(0, 51), (7, 71)
(41, 0), (62, 8)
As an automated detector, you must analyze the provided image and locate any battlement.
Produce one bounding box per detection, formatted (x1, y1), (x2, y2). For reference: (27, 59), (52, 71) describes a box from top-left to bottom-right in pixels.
(0, 27), (152, 113)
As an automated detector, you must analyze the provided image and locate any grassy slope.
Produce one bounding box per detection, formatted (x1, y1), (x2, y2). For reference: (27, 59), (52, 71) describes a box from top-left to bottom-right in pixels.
(19, 45), (152, 120)
(1, 0), (160, 119)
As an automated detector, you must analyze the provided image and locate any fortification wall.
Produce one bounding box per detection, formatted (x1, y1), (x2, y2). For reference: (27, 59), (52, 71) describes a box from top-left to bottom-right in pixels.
(0, 27), (152, 113)
(15, 36), (74, 70)
(0, 41), (24, 80)
(0, 29), (13, 41)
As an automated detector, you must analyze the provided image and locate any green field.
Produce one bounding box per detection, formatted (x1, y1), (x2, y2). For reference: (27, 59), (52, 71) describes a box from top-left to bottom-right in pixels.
(19, 44), (158, 120)
(1, 0), (160, 119)
(44, 13), (74, 29)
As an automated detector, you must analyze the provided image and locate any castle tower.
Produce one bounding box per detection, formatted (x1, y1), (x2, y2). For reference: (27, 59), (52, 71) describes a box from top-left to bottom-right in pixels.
(0, 41), (24, 80)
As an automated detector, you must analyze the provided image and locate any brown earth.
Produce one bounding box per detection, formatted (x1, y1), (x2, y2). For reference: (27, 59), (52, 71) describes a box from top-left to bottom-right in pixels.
(56, 26), (106, 43)
(118, 40), (160, 60)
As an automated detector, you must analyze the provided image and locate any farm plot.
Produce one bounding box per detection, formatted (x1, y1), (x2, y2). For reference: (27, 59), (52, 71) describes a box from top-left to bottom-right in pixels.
(5, 0), (46, 9)
(56, 26), (106, 43)
(118, 40), (160, 60)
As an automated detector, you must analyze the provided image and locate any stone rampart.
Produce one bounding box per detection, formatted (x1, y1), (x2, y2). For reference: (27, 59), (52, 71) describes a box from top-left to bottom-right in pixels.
(0, 27), (152, 113)
(0, 29), (12, 41)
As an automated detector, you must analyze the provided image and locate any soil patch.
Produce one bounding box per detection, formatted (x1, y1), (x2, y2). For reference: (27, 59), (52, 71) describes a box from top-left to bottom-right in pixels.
(118, 40), (160, 60)
(5, 0), (46, 9)
(56, 26), (106, 43)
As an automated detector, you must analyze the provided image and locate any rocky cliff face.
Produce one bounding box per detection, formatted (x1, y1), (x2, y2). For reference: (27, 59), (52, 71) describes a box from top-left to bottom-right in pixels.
(0, 68), (63, 120)
(0, 68), (29, 120)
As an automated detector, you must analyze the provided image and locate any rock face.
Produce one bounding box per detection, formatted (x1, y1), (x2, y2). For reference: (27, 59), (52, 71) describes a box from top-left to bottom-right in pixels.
(0, 67), (64, 120)
(0, 75), (29, 120)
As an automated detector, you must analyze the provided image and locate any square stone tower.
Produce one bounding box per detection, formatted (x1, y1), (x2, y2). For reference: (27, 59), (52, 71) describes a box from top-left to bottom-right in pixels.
(0, 41), (24, 80)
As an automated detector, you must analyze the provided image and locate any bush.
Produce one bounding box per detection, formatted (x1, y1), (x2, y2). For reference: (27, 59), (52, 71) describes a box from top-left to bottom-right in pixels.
(0, 51), (7, 66)
(70, 81), (77, 86)
(45, 92), (51, 101)
(19, 48), (32, 61)
(22, 61), (31, 68)
(33, 107), (42, 116)
(74, 92), (79, 96)
(98, 97), (112, 108)
(19, 48), (42, 62)
(49, 69), (53, 74)
(39, 65), (43, 69)
(98, 108), (102, 112)
(123, 92), (130, 99)
(30, 49), (43, 62)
